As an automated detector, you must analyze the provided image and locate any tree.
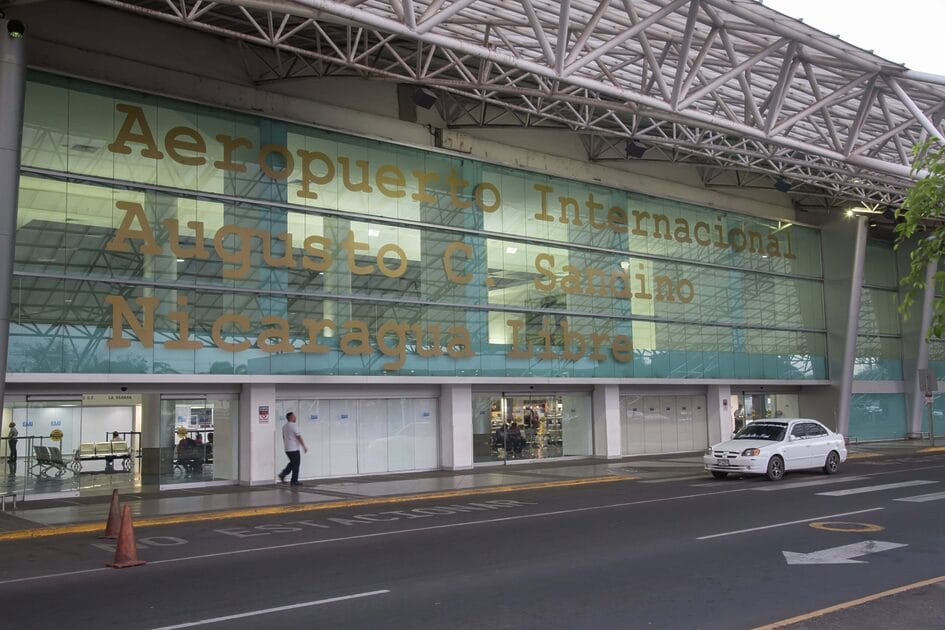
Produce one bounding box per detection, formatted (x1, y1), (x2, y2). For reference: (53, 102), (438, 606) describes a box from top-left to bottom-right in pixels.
(895, 141), (945, 338)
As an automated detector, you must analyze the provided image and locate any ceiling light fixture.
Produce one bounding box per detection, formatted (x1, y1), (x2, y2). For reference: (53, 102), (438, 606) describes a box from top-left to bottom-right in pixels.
(6, 19), (25, 39)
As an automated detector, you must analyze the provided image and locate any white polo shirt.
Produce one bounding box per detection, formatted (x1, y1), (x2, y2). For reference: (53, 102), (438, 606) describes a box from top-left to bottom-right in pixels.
(282, 421), (302, 452)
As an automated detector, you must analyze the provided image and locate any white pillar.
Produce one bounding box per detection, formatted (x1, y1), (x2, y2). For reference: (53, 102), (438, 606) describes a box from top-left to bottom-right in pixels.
(707, 385), (731, 446)
(439, 384), (472, 470)
(836, 216), (868, 436)
(907, 260), (938, 437)
(0, 17), (27, 407)
(239, 383), (276, 485)
(592, 384), (621, 458)
(139, 393), (163, 488)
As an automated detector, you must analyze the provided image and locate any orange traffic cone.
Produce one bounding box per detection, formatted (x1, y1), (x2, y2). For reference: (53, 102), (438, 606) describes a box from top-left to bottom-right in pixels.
(107, 505), (146, 569)
(99, 489), (121, 539)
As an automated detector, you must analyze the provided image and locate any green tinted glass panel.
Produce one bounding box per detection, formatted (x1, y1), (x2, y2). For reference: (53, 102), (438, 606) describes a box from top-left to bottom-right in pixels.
(863, 241), (898, 289)
(22, 72), (823, 276)
(14, 72), (828, 380)
(853, 335), (902, 380)
(858, 288), (900, 335)
(849, 394), (906, 440)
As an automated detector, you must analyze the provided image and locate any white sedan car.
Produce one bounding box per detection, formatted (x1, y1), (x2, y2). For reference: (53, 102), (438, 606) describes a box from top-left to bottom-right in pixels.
(704, 418), (847, 481)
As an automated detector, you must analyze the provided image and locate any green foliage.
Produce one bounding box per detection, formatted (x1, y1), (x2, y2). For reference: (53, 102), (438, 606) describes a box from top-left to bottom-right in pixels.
(895, 141), (945, 338)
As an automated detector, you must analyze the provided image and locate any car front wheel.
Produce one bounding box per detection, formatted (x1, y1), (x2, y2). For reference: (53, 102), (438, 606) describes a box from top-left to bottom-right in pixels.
(823, 451), (840, 475)
(765, 455), (785, 481)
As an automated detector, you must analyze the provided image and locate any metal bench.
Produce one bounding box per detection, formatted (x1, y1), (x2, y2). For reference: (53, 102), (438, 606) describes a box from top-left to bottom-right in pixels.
(31, 445), (67, 478)
(71, 441), (133, 472)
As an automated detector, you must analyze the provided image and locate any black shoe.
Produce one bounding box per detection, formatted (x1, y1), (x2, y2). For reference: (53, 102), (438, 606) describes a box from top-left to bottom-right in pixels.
(290, 481), (303, 486)
(278, 474), (286, 483)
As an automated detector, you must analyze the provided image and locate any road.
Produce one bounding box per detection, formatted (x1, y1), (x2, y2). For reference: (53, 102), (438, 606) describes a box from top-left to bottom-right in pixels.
(1, 454), (944, 629)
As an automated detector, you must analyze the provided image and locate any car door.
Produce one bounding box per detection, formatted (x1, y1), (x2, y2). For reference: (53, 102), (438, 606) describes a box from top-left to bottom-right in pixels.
(804, 422), (831, 469)
(782, 422), (810, 469)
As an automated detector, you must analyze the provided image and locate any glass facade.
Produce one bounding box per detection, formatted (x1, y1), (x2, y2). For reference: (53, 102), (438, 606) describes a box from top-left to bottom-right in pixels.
(0, 395), (142, 499)
(854, 242), (902, 380)
(849, 394), (906, 441)
(13, 72), (828, 380)
(160, 396), (237, 486)
(472, 393), (592, 463)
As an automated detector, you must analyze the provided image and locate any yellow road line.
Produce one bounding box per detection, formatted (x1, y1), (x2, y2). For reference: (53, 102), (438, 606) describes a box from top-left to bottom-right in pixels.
(754, 574), (945, 629)
(917, 446), (945, 453)
(0, 475), (635, 542)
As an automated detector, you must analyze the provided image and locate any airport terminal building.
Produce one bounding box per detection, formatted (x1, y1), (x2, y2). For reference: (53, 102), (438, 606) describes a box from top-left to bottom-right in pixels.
(1, 0), (943, 500)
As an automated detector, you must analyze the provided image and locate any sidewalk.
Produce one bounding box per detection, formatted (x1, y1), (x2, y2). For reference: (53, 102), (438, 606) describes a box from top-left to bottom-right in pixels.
(1, 439), (942, 538)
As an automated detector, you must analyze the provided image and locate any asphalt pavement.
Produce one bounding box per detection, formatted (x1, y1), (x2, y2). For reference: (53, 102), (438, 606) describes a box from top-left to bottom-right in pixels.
(0, 443), (943, 629)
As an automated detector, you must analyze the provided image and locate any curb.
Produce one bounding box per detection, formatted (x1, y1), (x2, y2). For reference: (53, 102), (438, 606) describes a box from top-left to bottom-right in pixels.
(754, 574), (945, 629)
(0, 475), (635, 542)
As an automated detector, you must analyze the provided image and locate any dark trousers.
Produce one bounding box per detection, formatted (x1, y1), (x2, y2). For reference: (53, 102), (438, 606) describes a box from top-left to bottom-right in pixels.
(7, 442), (16, 475)
(280, 450), (301, 483)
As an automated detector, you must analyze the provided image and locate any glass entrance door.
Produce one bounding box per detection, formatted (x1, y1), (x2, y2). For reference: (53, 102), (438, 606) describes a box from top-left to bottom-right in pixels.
(160, 396), (237, 487)
(738, 392), (800, 429)
(1, 399), (83, 499)
(472, 393), (592, 463)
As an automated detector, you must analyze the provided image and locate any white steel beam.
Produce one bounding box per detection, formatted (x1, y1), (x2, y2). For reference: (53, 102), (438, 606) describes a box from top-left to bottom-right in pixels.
(80, 0), (945, 206)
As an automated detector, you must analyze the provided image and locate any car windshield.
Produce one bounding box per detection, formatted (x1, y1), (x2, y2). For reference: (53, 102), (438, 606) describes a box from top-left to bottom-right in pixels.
(733, 423), (786, 441)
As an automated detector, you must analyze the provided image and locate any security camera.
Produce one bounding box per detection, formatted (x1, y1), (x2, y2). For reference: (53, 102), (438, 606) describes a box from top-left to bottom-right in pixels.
(6, 20), (25, 39)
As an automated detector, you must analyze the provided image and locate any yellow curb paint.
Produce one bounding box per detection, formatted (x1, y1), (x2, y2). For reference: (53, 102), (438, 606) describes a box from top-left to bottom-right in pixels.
(0, 475), (635, 542)
(846, 452), (882, 460)
(918, 446), (945, 453)
(754, 574), (945, 629)
(809, 521), (884, 533)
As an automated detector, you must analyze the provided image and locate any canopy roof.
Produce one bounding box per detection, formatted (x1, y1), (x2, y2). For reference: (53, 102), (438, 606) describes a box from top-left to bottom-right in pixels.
(85, 0), (945, 210)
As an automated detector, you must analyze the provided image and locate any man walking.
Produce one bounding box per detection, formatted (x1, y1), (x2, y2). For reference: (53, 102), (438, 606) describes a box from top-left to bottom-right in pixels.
(278, 412), (308, 486)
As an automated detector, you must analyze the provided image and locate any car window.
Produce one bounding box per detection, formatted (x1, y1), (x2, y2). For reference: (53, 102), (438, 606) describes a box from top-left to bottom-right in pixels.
(790, 424), (808, 438)
(734, 423), (786, 441)
(806, 423), (828, 437)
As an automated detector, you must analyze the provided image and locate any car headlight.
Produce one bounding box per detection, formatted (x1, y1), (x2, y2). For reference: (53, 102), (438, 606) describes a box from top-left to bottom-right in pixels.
(704, 447), (713, 456)
(741, 448), (760, 456)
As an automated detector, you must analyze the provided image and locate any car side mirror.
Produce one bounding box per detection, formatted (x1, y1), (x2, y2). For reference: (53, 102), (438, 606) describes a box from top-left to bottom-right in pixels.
(789, 434), (798, 441)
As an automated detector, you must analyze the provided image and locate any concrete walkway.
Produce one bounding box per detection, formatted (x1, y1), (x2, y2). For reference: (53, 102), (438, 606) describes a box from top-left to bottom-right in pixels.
(1, 440), (942, 538)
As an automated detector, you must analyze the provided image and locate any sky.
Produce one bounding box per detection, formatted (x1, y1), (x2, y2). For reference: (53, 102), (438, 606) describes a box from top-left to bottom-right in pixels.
(761, 0), (945, 76)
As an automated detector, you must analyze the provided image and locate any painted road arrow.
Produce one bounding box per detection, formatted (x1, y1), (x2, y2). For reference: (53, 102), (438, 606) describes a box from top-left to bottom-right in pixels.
(783, 541), (907, 565)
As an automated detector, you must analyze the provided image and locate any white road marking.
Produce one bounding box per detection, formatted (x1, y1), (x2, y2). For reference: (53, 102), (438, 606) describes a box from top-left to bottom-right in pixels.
(0, 487), (754, 586)
(750, 476), (870, 491)
(782, 541), (907, 565)
(0, 567), (107, 586)
(150, 590), (390, 629)
(894, 490), (945, 503)
(816, 480), (938, 496)
(696, 508), (884, 540)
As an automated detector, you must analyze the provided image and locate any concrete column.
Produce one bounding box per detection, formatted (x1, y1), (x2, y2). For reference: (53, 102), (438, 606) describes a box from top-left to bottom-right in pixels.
(592, 384), (621, 458)
(836, 216), (868, 436)
(439, 384), (472, 470)
(239, 383), (276, 485)
(0, 18), (27, 408)
(707, 385), (731, 445)
(905, 260), (938, 436)
(139, 393), (165, 488)
(820, 215), (868, 434)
